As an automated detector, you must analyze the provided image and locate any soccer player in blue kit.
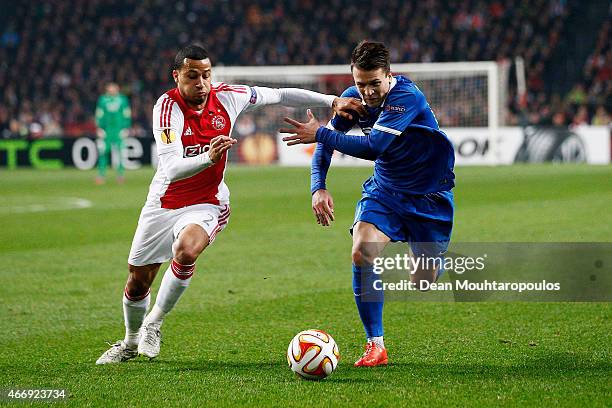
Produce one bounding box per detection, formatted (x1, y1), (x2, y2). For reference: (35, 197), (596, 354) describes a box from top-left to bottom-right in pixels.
(281, 41), (455, 367)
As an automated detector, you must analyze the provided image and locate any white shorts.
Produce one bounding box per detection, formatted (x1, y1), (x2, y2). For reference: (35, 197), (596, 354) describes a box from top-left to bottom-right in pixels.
(128, 202), (231, 266)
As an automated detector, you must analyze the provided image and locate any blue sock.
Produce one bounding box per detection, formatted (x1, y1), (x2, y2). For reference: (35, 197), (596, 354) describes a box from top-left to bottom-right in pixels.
(353, 263), (384, 338)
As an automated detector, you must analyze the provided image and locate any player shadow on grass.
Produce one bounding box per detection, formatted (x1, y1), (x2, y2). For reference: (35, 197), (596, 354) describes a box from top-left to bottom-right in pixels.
(120, 351), (608, 381)
(140, 359), (292, 371)
(386, 351), (610, 379)
(132, 359), (370, 382)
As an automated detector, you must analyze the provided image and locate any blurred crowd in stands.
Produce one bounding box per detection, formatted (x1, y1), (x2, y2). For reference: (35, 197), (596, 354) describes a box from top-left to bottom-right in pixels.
(505, 13), (610, 128)
(0, 0), (609, 139)
(563, 18), (611, 127)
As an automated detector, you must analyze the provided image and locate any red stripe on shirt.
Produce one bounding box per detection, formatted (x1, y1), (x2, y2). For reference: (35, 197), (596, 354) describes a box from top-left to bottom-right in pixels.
(160, 98), (168, 128)
(221, 88), (247, 94)
(165, 101), (174, 128)
(215, 84), (247, 94)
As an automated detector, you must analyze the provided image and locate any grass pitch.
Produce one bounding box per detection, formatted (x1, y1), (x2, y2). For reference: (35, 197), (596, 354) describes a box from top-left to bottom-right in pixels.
(0, 164), (610, 407)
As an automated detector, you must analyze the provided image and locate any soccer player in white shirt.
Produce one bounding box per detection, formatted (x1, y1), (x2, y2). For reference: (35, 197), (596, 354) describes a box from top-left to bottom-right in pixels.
(96, 44), (364, 364)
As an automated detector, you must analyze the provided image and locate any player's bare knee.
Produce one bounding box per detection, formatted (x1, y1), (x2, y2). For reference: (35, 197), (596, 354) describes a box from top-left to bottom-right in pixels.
(173, 244), (202, 265)
(125, 282), (149, 298)
(352, 246), (376, 266)
(125, 273), (150, 298)
(126, 263), (159, 296)
(174, 225), (208, 264)
(352, 246), (363, 266)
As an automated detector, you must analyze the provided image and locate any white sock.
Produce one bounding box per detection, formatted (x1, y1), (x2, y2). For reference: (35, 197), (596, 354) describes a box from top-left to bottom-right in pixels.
(143, 304), (167, 326)
(368, 336), (385, 348)
(122, 290), (150, 348)
(144, 259), (194, 326)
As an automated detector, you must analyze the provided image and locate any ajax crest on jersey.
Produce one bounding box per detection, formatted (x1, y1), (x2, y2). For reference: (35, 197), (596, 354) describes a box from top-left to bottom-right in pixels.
(211, 115), (226, 130)
(287, 329), (340, 380)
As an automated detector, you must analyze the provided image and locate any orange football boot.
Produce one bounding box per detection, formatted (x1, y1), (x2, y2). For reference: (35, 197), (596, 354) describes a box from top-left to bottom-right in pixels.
(354, 341), (388, 367)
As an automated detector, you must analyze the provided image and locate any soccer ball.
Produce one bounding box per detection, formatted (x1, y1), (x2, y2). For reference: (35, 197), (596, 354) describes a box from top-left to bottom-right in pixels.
(287, 329), (340, 380)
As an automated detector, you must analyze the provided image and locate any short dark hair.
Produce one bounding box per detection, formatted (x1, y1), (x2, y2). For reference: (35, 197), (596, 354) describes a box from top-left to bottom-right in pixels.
(351, 41), (390, 73)
(171, 44), (210, 71)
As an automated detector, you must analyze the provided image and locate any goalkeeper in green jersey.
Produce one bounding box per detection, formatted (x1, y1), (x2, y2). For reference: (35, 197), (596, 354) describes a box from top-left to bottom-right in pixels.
(95, 83), (131, 184)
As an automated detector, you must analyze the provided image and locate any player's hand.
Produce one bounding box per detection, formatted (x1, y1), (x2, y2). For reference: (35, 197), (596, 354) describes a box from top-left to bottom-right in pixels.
(280, 109), (319, 145)
(96, 128), (106, 138)
(312, 189), (335, 226)
(208, 135), (237, 163)
(332, 97), (367, 120)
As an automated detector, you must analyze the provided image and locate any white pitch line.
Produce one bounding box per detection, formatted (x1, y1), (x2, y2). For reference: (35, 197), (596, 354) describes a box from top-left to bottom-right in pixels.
(0, 197), (94, 214)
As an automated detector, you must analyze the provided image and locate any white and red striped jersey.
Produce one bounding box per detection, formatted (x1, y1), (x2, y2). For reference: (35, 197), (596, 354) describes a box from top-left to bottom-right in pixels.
(146, 83), (336, 209)
(147, 83), (259, 209)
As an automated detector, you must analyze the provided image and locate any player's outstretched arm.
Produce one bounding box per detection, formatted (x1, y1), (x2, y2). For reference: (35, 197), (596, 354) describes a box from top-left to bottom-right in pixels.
(281, 110), (393, 161)
(248, 87), (365, 119)
(279, 109), (320, 144)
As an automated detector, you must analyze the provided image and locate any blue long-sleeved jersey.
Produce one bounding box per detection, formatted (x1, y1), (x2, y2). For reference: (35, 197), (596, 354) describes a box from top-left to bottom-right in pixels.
(311, 75), (455, 196)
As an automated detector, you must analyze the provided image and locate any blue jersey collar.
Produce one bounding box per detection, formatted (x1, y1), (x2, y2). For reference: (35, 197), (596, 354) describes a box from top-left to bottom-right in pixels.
(378, 76), (397, 108)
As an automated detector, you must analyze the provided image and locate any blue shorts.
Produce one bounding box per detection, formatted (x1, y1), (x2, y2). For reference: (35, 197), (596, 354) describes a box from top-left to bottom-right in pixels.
(351, 190), (454, 257)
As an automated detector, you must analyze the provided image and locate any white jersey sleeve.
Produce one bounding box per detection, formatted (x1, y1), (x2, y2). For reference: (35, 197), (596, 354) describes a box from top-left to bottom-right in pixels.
(152, 96), (213, 181)
(245, 86), (336, 112)
(213, 82), (335, 117)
